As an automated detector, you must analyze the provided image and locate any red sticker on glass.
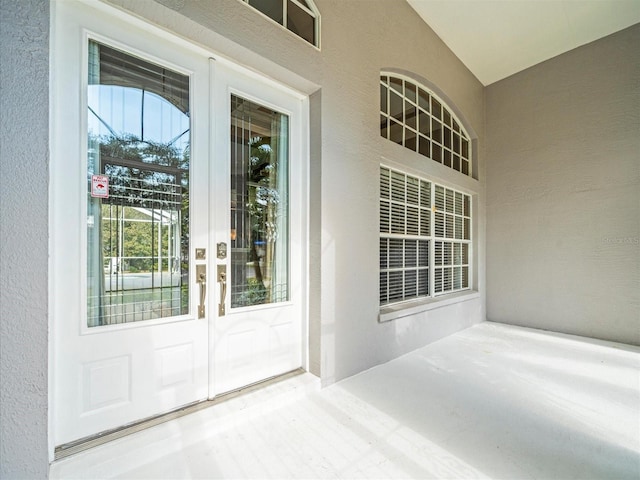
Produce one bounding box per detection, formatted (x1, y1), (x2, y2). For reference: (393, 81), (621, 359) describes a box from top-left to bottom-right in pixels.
(91, 175), (109, 198)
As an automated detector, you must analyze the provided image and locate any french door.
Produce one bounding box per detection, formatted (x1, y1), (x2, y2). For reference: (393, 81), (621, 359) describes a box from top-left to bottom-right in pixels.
(51, 1), (307, 447)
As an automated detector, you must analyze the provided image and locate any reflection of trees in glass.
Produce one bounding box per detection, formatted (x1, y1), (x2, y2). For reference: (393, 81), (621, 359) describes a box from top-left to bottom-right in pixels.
(95, 133), (190, 278)
(99, 134), (187, 165)
(237, 135), (279, 306)
(102, 206), (171, 273)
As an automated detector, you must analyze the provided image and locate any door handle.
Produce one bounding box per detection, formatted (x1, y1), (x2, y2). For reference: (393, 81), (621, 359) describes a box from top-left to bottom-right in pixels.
(196, 265), (206, 319)
(218, 265), (227, 316)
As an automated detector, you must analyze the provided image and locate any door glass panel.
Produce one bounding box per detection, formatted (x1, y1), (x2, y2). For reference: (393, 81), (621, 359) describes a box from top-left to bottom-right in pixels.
(86, 40), (190, 327)
(230, 95), (289, 308)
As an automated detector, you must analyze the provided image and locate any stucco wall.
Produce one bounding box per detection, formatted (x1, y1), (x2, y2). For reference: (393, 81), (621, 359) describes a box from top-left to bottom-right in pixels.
(315, 0), (485, 383)
(0, 0), (50, 477)
(486, 24), (640, 345)
(107, 0), (486, 384)
(0, 0), (485, 467)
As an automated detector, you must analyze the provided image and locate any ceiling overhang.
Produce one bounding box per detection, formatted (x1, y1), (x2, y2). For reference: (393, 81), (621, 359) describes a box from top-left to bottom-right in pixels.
(407, 0), (640, 85)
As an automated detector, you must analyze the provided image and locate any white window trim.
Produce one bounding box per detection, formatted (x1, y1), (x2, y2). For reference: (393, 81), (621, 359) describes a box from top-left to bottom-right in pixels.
(379, 164), (476, 322)
(379, 290), (480, 323)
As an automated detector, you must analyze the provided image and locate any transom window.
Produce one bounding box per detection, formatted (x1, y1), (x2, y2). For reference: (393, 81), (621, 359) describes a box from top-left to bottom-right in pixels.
(380, 75), (472, 177)
(242, 0), (320, 47)
(380, 166), (471, 306)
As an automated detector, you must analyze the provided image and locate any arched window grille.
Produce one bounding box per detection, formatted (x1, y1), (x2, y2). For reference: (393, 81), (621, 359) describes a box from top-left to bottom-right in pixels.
(242, 0), (320, 47)
(380, 74), (472, 177)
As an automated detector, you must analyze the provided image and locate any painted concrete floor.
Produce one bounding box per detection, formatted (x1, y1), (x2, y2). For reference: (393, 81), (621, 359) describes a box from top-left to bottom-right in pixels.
(50, 322), (640, 479)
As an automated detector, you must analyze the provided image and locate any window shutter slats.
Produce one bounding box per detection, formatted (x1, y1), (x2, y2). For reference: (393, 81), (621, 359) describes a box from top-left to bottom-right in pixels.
(391, 203), (405, 234)
(404, 270), (417, 298)
(380, 272), (388, 304)
(380, 166), (471, 305)
(455, 216), (463, 240)
(418, 269), (429, 296)
(380, 167), (390, 197)
(420, 180), (431, 207)
(435, 269), (443, 293)
(405, 240), (417, 268)
(420, 209), (430, 236)
(388, 271), (403, 302)
(435, 185), (445, 210)
(391, 171), (405, 201)
(379, 238), (388, 269)
(407, 177), (419, 205)
(445, 189), (454, 212)
(455, 191), (463, 215)
(445, 214), (454, 238)
(419, 240), (429, 266)
(443, 268), (452, 291)
(388, 238), (403, 268)
(406, 206), (419, 235)
(380, 200), (389, 233)
(435, 211), (444, 237)
(454, 267), (462, 290)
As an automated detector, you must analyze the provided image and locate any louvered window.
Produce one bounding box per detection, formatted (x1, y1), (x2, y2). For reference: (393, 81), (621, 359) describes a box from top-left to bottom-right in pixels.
(380, 166), (471, 306)
(380, 74), (472, 177)
(432, 185), (471, 295)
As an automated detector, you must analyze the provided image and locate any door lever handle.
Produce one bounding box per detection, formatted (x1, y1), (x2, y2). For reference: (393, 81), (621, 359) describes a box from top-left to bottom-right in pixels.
(218, 265), (227, 316)
(196, 265), (206, 319)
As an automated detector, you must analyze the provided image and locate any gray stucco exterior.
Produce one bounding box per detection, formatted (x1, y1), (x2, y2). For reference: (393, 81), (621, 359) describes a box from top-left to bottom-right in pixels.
(0, 0), (637, 476)
(486, 24), (640, 345)
(0, 0), (50, 477)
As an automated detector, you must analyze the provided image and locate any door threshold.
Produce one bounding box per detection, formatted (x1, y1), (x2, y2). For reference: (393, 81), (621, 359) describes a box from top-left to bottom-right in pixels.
(54, 368), (306, 460)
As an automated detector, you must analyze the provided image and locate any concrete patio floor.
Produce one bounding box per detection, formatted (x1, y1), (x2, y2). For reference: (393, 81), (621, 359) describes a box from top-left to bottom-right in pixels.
(50, 322), (640, 479)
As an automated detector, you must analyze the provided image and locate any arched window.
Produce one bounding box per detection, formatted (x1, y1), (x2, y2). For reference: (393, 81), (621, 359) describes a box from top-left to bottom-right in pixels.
(242, 0), (320, 47)
(380, 74), (472, 177)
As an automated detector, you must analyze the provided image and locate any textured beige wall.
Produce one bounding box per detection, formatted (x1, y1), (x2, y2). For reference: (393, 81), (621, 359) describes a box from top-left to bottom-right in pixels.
(0, 0), (50, 476)
(315, 0), (485, 384)
(7, 0), (638, 473)
(486, 24), (640, 345)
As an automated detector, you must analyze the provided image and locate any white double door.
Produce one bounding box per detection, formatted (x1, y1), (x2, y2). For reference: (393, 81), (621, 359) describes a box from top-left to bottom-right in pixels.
(52, 1), (306, 447)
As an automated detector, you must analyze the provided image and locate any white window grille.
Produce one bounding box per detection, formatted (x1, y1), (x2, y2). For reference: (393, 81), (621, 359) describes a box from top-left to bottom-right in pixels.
(432, 185), (471, 295)
(380, 166), (471, 306)
(242, 0), (320, 47)
(380, 74), (472, 177)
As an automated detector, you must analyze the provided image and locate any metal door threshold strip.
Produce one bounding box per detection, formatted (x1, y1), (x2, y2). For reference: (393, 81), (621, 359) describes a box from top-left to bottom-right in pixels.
(55, 368), (305, 460)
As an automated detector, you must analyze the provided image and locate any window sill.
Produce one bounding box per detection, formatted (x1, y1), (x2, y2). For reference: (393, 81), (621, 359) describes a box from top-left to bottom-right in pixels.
(379, 290), (480, 323)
